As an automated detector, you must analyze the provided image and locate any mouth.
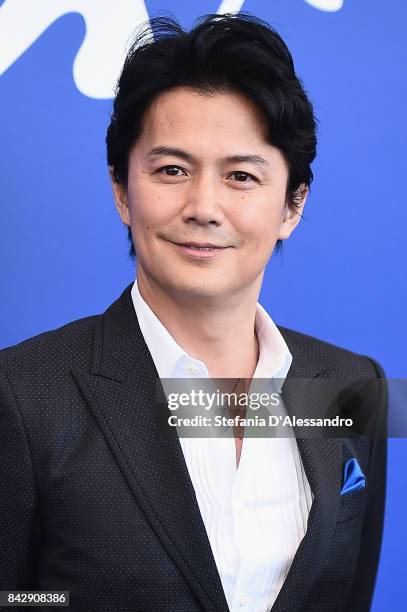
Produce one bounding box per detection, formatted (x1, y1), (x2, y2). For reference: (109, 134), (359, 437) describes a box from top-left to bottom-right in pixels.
(176, 241), (227, 250)
(169, 241), (230, 259)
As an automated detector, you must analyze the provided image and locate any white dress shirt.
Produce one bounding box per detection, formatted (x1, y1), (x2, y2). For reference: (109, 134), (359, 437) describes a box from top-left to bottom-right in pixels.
(131, 278), (314, 612)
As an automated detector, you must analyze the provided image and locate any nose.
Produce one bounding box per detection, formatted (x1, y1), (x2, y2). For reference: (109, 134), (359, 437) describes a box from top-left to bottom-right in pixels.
(181, 170), (225, 226)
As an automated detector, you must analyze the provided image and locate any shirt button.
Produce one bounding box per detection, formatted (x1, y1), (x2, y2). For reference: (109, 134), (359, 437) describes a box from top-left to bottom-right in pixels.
(239, 594), (249, 606)
(186, 364), (198, 375)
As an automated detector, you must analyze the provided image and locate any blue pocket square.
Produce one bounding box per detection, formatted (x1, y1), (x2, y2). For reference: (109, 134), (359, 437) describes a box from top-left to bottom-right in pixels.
(341, 458), (366, 496)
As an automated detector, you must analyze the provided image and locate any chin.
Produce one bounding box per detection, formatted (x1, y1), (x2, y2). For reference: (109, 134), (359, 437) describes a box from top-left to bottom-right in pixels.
(164, 276), (224, 299)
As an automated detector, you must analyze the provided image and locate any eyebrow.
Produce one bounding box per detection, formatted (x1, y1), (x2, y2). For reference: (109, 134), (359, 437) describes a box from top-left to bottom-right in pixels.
(146, 145), (270, 168)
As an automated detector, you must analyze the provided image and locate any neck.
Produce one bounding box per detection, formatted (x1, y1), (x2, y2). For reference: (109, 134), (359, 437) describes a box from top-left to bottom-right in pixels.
(136, 270), (261, 380)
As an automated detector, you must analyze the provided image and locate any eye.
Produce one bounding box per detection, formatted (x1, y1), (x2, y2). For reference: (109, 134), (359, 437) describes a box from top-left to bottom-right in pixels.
(229, 171), (257, 183)
(156, 165), (187, 177)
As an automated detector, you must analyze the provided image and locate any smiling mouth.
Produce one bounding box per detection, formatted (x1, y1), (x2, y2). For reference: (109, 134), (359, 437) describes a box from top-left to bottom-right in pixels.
(169, 241), (230, 259)
(177, 245), (225, 251)
(171, 241), (229, 250)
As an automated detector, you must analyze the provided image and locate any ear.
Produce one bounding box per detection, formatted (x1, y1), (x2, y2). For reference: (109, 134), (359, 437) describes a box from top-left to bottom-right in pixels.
(277, 184), (308, 241)
(109, 167), (130, 226)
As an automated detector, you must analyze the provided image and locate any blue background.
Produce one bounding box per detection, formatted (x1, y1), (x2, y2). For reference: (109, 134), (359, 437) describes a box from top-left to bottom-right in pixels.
(1, 1), (405, 608)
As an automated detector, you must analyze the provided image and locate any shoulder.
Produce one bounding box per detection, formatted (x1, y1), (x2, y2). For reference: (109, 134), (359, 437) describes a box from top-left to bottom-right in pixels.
(277, 325), (385, 378)
(0, 313), (100, 383)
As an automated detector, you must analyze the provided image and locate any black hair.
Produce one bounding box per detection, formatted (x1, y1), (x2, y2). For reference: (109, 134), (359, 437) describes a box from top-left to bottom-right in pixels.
(106, 11), (317, 259)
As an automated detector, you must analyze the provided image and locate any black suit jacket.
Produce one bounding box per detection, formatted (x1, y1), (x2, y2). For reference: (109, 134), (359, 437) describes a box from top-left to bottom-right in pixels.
(0, 283), (387, 611)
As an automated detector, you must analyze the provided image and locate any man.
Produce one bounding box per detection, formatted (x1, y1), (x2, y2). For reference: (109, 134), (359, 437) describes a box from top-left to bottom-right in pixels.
(0, 12), (386, 612)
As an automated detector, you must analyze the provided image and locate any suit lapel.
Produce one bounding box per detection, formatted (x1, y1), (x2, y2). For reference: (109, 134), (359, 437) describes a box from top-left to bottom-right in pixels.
(271, 332), (343, 611)
(73, 283), (343, 612)
(72, 283), (229, 612)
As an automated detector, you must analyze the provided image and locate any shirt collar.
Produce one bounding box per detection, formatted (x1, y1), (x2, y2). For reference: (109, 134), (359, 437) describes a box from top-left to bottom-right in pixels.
(131, 277), (292, 387)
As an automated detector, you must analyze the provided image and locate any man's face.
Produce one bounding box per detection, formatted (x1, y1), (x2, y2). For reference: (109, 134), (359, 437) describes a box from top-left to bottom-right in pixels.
(112, 87), (306, 301)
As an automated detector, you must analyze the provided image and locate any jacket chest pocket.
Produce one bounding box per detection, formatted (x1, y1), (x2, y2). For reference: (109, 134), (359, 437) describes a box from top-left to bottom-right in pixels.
(336, 486), (367, 524)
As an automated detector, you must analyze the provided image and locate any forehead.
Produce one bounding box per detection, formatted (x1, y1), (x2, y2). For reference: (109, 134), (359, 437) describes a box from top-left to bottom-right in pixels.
(138, 86), (269, 146)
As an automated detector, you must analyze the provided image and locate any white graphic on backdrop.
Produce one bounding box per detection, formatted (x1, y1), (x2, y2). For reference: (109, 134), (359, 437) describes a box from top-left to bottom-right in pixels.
(219, 0), (344, 11)
(0, 0), (149, 98)
(0, 0), (343, 99)
(305, 0), (343, 10)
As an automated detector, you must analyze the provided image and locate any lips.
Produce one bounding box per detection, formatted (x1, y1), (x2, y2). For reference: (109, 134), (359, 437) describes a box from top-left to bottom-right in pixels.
(170, 241), (229, 259)
(174, 242), (226, 249)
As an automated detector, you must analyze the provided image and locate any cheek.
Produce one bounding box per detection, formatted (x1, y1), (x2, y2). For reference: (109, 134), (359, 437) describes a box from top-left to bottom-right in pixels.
(236, 205), (283, 250)
(128, 184), (172, 228)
